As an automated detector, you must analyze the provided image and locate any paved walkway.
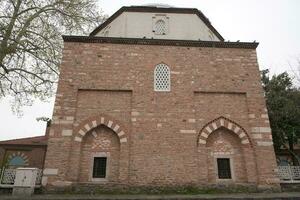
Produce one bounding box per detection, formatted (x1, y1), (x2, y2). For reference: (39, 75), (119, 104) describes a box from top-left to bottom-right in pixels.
(1, 193), (300, 200)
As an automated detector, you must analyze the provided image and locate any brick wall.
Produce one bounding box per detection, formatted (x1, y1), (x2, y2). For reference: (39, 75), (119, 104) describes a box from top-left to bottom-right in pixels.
(43, 41), (279, 190)
(206, 128), (247, 183)
(0, 146), (46, 169)
(79, 125), (120, 183)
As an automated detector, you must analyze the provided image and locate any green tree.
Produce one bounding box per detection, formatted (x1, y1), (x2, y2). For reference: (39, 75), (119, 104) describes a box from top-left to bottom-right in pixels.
(0, 0), (105, 113)
(261, 70), (300, 165)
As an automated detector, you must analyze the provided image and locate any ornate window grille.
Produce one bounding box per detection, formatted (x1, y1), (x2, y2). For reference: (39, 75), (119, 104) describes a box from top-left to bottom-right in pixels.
(155, 20), (166, 35)
(278, 166), (300, 182)
(0, 168), (43, 185)
(1, 169), (16, 184)
(154, 63), (170, 92)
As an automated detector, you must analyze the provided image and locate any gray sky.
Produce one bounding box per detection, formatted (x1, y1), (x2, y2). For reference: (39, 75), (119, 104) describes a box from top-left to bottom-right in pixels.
(0, 0), (300, 141)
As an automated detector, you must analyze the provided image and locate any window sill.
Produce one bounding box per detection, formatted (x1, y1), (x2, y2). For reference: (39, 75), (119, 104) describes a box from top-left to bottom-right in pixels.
(216, 178), (234, 183)
(90, 178), (108, 183)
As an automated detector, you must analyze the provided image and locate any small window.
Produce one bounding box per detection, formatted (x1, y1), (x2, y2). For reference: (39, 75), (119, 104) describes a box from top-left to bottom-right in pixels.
(154, 63), (170, 91)
(155, 20), (166, 35)
(217, 158), (232, 179)
(93, 157), (107, 178)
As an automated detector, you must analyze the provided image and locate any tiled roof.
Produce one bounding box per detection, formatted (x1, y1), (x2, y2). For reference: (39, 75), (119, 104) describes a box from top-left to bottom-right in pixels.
(0, 136), (47, 146)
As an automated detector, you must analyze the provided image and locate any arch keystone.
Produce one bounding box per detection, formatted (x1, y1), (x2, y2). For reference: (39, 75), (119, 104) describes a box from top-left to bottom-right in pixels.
(100, 117), (105, 124)
(220, 119), (225, 126)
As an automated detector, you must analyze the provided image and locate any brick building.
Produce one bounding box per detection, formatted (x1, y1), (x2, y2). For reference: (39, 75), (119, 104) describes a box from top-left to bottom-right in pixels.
(43, 5), (280, 190)
(0, 136), (47, 170)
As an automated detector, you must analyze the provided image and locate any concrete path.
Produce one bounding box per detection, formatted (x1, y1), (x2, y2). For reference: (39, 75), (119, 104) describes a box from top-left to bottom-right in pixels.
(1, 192), (300, 200)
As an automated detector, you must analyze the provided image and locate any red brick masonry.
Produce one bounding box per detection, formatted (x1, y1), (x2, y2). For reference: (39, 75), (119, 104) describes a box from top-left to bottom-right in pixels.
(43, 37), (280, 190)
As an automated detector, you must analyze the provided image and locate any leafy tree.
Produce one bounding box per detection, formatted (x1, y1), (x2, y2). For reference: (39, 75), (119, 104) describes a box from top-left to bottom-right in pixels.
(261, 69), (300, 165)
(0, 0), (105, 113)
(296, 58), (300, 84)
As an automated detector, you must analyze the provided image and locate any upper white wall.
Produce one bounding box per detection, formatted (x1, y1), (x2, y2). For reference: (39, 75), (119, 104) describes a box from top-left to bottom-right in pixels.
(95, 12), (220, 41)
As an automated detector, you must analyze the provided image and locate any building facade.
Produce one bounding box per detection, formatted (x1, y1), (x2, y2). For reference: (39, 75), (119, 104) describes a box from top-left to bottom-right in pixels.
(43, 5), (280, 190)
(0, 136), (47, 170)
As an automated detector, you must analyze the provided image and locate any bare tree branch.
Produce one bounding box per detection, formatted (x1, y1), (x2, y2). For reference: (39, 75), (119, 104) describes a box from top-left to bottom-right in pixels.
(0, 0), (105, 114)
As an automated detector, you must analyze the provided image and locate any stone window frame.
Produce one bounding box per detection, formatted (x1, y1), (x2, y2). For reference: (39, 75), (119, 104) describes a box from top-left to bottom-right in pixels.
(154, 63), (171, 92)
(90, 152), (110, 183)
(214, 154), (235, 183)
(152, 15), (169, 35)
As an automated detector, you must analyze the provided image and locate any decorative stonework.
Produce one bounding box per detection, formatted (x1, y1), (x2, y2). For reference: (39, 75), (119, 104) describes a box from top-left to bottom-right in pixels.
(91, 131), (112, 149)
(212, 140), (234, 155)
(198, 116), (251, 146)
(7, 152), (29, 166)
(74, 115), (128, 144)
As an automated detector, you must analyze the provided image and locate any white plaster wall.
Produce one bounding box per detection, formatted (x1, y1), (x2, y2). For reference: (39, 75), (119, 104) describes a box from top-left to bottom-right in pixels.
(96, 12), (220, 41)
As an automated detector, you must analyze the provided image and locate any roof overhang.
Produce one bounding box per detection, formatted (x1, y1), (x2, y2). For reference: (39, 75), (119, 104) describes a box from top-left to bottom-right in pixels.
(63, 36), (259, 49)
(89, 6), (225, 41)
(0, 136), (47, 146)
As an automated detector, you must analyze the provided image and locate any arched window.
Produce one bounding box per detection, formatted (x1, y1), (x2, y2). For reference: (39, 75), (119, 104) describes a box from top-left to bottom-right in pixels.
(7, 152), (29, 168)
(155, 20), (166, 35)
(8, 156), (26, 167)
(154, 63), (170, 91)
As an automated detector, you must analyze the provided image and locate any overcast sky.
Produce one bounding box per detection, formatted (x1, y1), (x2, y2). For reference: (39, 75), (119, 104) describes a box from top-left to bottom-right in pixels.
(0, 0), (300, 141)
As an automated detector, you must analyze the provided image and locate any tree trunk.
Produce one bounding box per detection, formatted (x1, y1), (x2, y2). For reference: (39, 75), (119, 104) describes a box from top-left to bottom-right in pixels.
(287, 138), (300, 166)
